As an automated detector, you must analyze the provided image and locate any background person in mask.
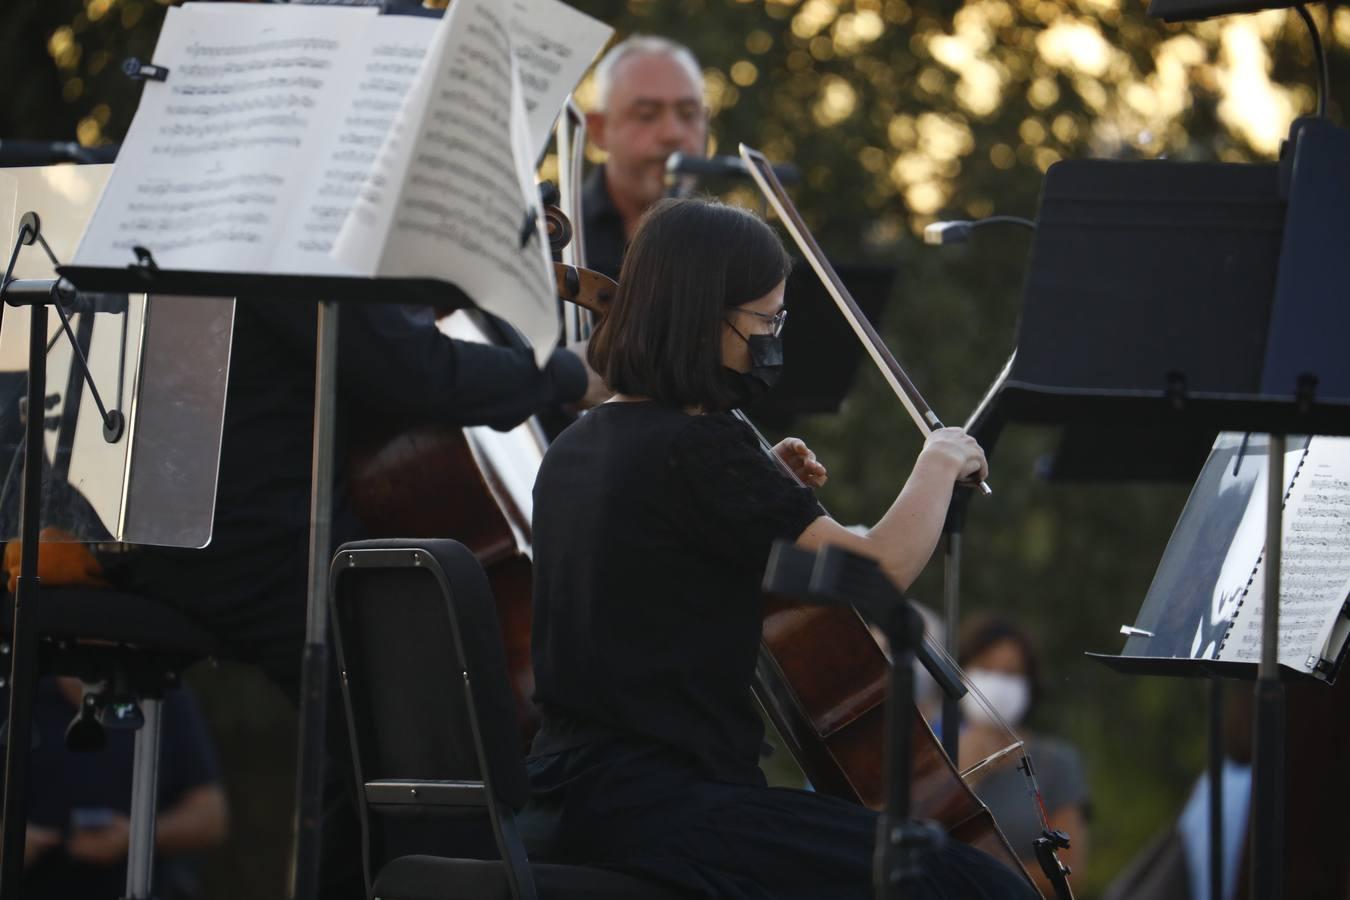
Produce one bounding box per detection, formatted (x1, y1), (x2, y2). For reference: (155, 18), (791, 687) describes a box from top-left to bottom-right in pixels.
(957, 615), (1092, 895)
(524, 198), (1030, 900)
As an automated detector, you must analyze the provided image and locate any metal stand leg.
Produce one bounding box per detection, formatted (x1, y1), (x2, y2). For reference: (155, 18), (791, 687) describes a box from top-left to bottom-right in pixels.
(0, 301), (50, 900)
(940, 531), (961, 761)
(290, 301), (339, 900)
(1250, 434), (1285, 900)
(1209, 678), (1224, 900)
(124, 699), (162, 900)
(875, 602), (943, 900)
(939, 494), (970, 763)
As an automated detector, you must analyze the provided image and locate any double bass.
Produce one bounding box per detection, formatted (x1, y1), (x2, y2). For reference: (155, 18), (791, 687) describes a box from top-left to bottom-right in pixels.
(350, 103), (601, 732)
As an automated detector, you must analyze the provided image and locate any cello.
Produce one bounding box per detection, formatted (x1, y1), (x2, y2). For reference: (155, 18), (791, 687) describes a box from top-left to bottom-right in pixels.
(560, 182), (1063, 894)
(353, 192), (1067, 895)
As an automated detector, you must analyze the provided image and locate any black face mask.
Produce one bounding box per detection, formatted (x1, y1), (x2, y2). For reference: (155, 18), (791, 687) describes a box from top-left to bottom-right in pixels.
(719, 329), (784, 409)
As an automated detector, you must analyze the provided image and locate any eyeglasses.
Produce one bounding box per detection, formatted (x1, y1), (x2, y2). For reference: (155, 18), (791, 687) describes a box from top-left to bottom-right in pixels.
(727, 307), (787, 337)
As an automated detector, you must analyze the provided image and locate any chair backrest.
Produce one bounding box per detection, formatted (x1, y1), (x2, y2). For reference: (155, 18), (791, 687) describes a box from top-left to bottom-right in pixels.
(330, 538), (532, 890)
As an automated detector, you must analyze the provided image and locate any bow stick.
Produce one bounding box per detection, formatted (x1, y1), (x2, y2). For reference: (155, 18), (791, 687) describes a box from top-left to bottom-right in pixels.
(738, 143), (991, 497)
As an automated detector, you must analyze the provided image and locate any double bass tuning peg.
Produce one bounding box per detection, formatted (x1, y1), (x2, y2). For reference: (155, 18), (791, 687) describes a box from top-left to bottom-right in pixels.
(537, 181), (574, 254)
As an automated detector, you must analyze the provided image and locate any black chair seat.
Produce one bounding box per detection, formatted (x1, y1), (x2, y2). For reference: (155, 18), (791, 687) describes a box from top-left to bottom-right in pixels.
(372, 855), (691, 900)
(2, 588), (218, 656)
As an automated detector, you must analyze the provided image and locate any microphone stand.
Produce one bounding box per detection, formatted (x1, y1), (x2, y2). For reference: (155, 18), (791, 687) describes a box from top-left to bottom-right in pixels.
(923, 215), (1034, 762)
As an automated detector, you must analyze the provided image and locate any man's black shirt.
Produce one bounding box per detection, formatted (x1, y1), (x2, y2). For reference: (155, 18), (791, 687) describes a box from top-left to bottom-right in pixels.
(123, 298), (585, 683)
(581, 165), (627, 280)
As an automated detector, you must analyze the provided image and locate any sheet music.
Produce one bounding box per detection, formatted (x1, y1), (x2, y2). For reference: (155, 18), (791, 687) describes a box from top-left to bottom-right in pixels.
(272, 14), (436, 274)
(1219, 438), (1350, 671)
(333, 0), (571, 360)
(504, 0), (614, 159)
(74, 4), (378, 271)
(74, 0), (608, 359)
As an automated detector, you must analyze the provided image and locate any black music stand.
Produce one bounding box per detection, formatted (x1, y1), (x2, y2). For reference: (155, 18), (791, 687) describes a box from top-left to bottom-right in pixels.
(995, 118), (1350, 900)
(0, 156), (237, 900)
(55, 256), (478, 900)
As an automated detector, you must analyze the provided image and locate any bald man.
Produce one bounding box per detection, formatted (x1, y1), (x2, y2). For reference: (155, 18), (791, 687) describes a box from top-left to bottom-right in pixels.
(582, 36), (708, 278)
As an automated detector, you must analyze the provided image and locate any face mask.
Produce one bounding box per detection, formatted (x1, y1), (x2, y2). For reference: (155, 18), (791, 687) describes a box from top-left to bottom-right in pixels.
(960, 669), (1031, 727)
(719, 330), (784, 409)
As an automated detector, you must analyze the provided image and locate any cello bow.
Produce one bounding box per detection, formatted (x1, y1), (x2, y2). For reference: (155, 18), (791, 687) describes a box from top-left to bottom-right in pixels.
(737, 143), (991, 497)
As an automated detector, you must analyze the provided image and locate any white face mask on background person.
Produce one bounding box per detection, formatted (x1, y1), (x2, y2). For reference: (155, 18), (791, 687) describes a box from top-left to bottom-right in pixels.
(960, 669), (1031, 727)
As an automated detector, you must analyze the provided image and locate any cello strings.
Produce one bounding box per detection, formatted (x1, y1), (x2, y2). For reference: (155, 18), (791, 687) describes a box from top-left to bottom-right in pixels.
(923, 634), (1056, 834)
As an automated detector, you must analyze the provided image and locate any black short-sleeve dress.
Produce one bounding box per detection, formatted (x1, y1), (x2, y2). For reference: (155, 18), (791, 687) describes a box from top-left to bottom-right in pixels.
(527, 402), (1035, 900)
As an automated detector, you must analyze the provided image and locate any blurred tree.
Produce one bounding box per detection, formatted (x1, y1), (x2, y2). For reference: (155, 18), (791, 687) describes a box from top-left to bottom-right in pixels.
(0, 0), (1345, 896)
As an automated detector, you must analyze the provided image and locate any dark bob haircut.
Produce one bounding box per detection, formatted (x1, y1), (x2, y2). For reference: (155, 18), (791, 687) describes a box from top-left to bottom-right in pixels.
(588, 197), (792, 410)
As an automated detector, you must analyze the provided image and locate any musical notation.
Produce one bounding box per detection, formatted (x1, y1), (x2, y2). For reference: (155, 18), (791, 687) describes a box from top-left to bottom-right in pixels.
(171, 76), (325, 97)
(1221, 440), (1350, 671)
(373, 0), (553, 303)
(184, 37), (339, 58)
(76, 4), (377, 271)
(73, 0), (610, 367)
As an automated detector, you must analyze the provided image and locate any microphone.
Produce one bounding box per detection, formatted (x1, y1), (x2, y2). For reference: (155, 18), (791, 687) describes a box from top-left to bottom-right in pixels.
(665, 152), (801, 185)
(923, 215), (1036, 245)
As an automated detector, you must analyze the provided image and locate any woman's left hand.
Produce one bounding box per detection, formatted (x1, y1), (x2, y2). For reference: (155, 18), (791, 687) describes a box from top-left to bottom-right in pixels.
(773, 438), (828, 487)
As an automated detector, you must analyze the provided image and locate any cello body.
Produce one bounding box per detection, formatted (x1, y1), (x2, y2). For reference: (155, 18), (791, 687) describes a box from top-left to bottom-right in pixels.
(756, 597), (1036, 875)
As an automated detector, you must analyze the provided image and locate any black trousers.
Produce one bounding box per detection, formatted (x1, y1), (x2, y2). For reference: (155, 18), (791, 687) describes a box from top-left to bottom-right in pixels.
(527, 737), (1040, 900)
(119, 525), (367, 900)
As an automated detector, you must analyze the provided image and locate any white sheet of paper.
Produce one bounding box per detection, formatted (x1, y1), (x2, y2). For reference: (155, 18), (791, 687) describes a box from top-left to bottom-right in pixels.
(1219, 438), (1350, 671)
(270, 13), (438, 275)
(74, 4), (379, 272)
(334, 0), (557, 360)
(76, 0), (607, 360)
(504, 0), (613, 160)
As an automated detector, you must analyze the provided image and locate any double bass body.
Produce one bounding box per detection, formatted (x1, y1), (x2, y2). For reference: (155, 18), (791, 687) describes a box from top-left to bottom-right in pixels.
(348, 309), (546, 740)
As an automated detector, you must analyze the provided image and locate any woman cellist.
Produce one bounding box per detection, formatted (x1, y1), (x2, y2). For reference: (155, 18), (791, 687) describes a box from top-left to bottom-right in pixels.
(525, 196), (1034, 899)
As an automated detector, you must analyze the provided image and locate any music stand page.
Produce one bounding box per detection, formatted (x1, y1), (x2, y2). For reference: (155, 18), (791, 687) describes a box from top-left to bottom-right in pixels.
(1120, 432), (1308, 661)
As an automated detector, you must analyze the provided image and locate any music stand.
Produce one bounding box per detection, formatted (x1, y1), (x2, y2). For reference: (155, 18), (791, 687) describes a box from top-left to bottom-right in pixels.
(59, 227), (492, 900)
(0, 164), (232, 899)
(1038, 423), (1217, 484)
(996, 118), (1350, 900)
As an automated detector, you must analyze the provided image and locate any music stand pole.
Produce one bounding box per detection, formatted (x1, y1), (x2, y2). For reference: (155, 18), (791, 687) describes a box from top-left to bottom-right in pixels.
(939, 347), (1018, 762)
(0, 285), (51, 900)
(1251, 434), (1285, 900)
(1209, 677), (1224, 900)
(924, 216), (1033, 764)
(289, 301), (340, 900)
